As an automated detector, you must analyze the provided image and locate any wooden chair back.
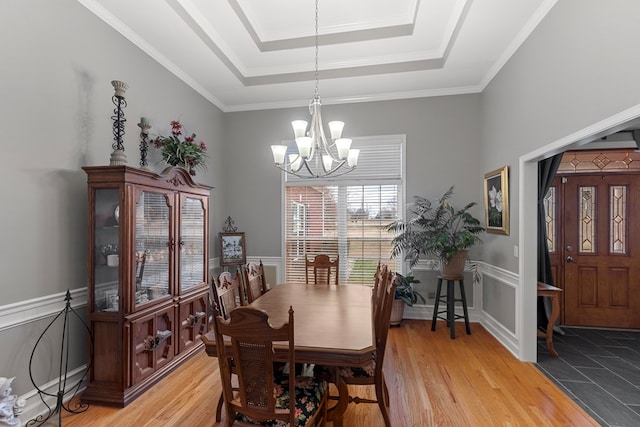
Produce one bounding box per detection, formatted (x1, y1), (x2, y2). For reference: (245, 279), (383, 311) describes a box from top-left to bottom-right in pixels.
(210, 270), (245, 319)
(243, 260), (268, 303)
(213, 306), (297, 425)
(305, 254), (339, 285)
(135, 250), (147, 290)
(336, 269), (396, 427)
(374, 272), (398, 377)
(372, 262), (388, 320)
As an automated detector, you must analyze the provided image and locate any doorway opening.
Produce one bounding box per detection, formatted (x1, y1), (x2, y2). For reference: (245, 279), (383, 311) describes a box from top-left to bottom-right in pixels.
(547, 150), (640, 329)
(519, 104), (640, 362)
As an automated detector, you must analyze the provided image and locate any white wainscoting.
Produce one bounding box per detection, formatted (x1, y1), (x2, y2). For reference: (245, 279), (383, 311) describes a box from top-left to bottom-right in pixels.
(478, 262), (520, 358)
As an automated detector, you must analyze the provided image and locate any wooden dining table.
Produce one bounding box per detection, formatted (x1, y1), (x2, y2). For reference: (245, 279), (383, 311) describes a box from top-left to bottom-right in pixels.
(201, 283), (374, 427)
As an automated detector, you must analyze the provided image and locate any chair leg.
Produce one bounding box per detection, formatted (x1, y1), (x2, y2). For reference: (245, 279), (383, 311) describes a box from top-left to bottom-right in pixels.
(383, 378), (389, 406)
(216, 391), (223, 422)
(321, 389), (328, 427)
(375, 376), (391, 427)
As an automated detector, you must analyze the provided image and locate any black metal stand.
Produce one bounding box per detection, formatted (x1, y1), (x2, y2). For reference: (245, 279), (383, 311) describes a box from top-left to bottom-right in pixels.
(111, 94), (126, 152)
(138, 120), (151, 169)
(26, 290), (93, 426)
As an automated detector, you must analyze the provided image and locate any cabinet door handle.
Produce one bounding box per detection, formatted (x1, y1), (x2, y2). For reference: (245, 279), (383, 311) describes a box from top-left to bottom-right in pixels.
(187, 311), (206, 325)
(143, 335), (157, 351)
(144, 329), (172, 351)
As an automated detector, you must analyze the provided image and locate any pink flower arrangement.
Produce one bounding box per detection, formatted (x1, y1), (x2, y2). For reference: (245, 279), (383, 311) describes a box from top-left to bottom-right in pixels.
(153, 120), (207, 176)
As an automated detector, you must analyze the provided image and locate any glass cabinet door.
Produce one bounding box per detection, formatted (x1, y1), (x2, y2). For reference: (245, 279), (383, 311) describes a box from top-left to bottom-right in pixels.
(134, 190), (170, 307)
(179, 196), (206, 293)
(94, 188), (121, 312)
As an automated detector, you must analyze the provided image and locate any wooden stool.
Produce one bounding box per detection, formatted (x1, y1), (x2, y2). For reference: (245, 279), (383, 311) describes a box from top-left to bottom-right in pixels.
(431, 274), (471, 339)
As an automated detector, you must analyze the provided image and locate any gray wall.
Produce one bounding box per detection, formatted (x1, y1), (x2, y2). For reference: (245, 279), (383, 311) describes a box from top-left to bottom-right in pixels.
(480, 0), (640, 356)
(1, 0), (226, 304)
(1, 0), (225, 396)
(223, 95), (485, 258)
(5, 0), (640, 403)
(482, 0), (640, 271)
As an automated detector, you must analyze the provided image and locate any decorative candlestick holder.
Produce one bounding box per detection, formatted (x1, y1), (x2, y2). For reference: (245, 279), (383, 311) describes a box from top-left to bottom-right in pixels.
(138, 117), (151, 170)
(109, 80), (128, 166)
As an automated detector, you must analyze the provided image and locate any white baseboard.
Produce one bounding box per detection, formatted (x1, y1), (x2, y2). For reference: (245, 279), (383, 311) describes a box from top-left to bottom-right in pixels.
(481, 312), (520, 359)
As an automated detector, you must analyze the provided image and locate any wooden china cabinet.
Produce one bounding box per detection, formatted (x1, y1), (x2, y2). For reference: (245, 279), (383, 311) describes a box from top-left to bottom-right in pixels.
(81, 165), (212, 406)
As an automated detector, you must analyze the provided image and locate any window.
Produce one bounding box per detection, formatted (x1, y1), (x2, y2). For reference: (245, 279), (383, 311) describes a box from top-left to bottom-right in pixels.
(282, 135), (405, 285)
(291, 200), (307, 258)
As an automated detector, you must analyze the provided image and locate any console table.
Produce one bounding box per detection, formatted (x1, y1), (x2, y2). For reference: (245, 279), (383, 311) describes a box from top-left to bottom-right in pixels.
(537, 281), (562, 357)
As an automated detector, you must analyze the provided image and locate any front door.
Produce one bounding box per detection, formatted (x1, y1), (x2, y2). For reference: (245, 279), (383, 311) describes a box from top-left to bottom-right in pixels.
(555, 174), (640, 328)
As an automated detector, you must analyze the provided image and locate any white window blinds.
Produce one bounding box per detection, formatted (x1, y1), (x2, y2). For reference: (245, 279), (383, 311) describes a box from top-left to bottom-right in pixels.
(283, 135), (405, 285)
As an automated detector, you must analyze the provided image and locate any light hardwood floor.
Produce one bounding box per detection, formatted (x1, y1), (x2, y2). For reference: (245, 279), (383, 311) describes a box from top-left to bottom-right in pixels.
(58, 320), (599, 427)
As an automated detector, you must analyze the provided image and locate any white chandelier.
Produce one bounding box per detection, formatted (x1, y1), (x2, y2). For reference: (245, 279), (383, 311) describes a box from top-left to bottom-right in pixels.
(271, 0), (359, 179)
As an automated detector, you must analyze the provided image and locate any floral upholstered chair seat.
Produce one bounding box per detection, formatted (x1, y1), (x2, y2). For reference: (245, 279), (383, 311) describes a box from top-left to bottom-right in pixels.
(337, 351), (376, 378)
(234, 375), (327, 427)
(338, 361), (375, 378)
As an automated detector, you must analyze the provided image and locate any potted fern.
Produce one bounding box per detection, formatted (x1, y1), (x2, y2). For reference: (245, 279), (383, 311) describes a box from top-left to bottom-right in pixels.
(386, 186), (484, 276)
(390, 272), (425, 325)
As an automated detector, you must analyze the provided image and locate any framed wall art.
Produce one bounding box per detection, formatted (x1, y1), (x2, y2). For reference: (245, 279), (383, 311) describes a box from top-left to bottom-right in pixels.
(219, 232), (246, 266)
(483, 166), (510, 235)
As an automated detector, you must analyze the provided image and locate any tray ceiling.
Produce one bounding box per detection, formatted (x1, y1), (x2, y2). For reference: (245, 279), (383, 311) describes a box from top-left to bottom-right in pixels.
(78, 0), (556, 112)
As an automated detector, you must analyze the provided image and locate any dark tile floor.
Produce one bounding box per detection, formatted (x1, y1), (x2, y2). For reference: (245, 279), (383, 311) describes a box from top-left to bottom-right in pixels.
(536, 327), (640, 427)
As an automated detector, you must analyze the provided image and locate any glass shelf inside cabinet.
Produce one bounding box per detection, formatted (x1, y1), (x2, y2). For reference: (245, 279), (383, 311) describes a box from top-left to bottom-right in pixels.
(94, 188), (120, 312)
(135, 191), (170, 307)
(180, 197), (205, 292)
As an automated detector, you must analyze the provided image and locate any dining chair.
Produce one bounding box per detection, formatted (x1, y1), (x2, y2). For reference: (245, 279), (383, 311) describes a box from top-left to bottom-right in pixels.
(134, 250), (147, 291)
(210, 270), (246, 421)
(243, 260), (269, 303)
(211, 270), (246, 319)
(371, 262), (387, 320)
(212, 306), (328, 427)
(333, 270), (397, 427)
(305, 254), (339, 285)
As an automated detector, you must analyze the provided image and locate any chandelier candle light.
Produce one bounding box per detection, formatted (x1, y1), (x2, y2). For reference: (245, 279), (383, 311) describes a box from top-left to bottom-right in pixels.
(270, 0), (359, 179)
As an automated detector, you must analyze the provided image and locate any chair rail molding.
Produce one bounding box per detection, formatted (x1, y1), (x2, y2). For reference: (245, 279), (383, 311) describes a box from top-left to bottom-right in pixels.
(0, 288), (87, 332)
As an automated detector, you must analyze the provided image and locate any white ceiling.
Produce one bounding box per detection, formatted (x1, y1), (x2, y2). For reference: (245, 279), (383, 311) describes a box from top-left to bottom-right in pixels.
(78, 0), (556, 112)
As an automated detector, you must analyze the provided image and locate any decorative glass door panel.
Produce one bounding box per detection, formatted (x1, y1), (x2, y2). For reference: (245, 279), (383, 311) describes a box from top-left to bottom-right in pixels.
(179, 196), (206, 293)
(134, 190), (171, 307)
(94, 188), (121, 312)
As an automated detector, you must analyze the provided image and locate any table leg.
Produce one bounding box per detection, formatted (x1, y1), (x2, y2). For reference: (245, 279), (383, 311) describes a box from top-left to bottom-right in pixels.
(328, 371), (348, 427)
(546, 294), (560, 357)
